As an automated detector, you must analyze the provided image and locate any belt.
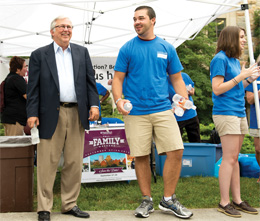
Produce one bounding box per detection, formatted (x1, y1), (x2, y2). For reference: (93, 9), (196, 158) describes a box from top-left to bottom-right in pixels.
(60, 102), (78, 108)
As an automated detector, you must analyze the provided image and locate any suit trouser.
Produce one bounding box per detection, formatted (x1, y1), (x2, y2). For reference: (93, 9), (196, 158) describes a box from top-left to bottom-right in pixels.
(37, 106), (85, 212)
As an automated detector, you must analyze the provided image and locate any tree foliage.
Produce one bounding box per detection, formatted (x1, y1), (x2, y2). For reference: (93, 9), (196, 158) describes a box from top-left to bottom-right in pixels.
(253, 9), (260, 59)
(177, 23), (216, 124)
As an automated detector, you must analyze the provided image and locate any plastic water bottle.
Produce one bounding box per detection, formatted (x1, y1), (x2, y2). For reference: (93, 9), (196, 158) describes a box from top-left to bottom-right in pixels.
(97, 116), (102, 125)
(186, 84), (192, 91)
(124, 102), (133, 112)
(172, 94), (184, 103)
(183, 100), (196, 110)
(31, 124), (40, 144)
(172, 94), (196, 110)
(172, 102), (184, 117)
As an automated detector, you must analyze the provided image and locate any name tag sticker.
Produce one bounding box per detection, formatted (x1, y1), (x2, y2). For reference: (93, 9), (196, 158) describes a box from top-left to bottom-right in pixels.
(157, 52), (167, 59)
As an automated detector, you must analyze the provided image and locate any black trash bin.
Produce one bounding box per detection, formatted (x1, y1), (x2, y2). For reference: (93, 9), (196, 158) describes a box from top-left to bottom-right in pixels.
(0, 136), (34, 212)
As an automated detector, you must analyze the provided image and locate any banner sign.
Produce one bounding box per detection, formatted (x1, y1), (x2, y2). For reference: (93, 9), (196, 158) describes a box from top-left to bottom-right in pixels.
(84, 128), (130, 157)
(91, 57), (117, 91)
(81, 126), (136, 183)
(1, 57), (116, 89)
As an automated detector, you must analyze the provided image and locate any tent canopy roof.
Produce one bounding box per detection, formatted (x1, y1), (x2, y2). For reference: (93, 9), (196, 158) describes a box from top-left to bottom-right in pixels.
(0, 0), (241, 57)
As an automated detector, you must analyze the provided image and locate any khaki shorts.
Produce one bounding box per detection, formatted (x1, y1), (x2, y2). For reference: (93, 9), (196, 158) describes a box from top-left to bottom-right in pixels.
(124, 110), (183, 157)
(249, 129), (260, 137)
(212, 115), (248, 137)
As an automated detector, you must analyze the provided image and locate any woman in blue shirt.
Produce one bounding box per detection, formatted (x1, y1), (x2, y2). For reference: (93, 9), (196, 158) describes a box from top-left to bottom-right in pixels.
(210, 26), (260, 218)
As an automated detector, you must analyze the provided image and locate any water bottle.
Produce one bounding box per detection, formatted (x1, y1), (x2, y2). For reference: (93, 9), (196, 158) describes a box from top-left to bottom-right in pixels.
(183, 100), (196, 110)
(124, 102), (133, 112)
(97, 116), (102, 125)
(172, 102), (184, 117)
(172, 94), (196, 110)
(31, 124), (40, 144)
(172, 94), (184, 103)
(186, 84), (192, 91)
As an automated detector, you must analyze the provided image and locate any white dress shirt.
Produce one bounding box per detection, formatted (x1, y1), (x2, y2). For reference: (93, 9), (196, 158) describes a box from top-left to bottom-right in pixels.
(53, 42), (77, 102)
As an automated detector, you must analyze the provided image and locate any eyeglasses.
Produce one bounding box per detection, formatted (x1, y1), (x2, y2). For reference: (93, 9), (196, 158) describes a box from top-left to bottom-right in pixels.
(55, 25), (73, 30)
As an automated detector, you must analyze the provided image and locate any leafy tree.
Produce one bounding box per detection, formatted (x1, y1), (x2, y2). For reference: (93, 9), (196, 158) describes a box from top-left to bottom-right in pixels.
(177, 23), (216, 124)
(253, 9), (260, 59)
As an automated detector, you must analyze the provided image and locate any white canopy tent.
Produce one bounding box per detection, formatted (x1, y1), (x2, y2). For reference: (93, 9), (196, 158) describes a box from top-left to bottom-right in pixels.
(0, 0), (259, 131)
(0, 0), (243, 57)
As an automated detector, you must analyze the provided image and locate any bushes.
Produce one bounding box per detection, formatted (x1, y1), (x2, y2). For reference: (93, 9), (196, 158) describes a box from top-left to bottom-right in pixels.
(0, 123), (4, 136)
(241, 135), (255, 154)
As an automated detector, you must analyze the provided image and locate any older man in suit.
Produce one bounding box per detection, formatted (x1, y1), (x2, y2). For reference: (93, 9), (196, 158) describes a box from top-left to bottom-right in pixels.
(27, 16), (99, 221)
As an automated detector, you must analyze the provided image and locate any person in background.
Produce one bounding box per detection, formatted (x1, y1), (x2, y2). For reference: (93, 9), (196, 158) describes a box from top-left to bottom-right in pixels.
(245, 55), (260, 183)
(168, 73), (201, 143)
(210, 26), (259, 218)
(107, 79), (113, 86)
(1, 56), (28, 136)
(26, 16), (99, 221)
(112, 6), (193, 219)
(96, 82), (110, 116)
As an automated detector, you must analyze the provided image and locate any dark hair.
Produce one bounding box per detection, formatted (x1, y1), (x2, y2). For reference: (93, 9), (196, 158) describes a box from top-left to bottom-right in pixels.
(216, 26), (246, 58)
(135, 6), (156, 21)
(257, 55), (260, 66)
(9, 56), (25, 73)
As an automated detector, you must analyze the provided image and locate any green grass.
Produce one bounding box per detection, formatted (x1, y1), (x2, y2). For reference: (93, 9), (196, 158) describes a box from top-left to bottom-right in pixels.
(33, 168), (260, 212)
(2, 99), (258, 211)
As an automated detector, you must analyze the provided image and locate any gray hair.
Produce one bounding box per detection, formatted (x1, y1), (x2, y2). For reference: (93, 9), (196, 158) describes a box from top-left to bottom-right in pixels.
(50, 16), (71, 39)
(50, 15), (71, 31)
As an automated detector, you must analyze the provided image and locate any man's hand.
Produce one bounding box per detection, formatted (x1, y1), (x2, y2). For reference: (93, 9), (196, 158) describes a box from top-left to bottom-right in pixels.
(27, 117), (39, 128)
(116, 99), (131, 115)
(187, 87), (195, 96)
(88, 107), (99, 121)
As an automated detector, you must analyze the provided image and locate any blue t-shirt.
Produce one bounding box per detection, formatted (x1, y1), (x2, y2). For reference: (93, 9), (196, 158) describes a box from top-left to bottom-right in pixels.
(210, 51), (246, 117)
(96, 82), (107, 115)
(96, 82), (107, 96)
(114, 36), (183, 115)
(245, 77), (260, 129)
(167, 73), (197, 121)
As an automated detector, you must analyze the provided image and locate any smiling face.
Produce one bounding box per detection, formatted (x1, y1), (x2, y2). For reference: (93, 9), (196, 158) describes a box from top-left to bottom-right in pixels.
(50, 18), (72, 50)
(133, 9), (155, 40)
(239, 29), (246, 51)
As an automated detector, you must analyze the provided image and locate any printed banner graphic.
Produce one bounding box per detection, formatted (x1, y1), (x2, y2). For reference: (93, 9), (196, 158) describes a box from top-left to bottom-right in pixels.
(82, 128), (136, 183)
(84, 129), (130, 157)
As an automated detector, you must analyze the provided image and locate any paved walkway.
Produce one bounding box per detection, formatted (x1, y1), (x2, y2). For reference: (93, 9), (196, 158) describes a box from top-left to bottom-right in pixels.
(0, 208), (259, 221)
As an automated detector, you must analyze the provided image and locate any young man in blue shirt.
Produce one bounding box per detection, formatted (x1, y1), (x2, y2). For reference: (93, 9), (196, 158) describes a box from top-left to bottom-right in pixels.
(112, 5), (193, 219)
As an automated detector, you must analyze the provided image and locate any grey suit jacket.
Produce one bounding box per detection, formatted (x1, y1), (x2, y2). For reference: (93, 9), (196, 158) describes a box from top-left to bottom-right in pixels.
(27, 42), (99, 139)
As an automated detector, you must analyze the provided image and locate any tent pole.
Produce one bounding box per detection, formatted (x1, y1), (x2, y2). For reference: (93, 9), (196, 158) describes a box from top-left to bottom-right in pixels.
(243, 0), (260, 135)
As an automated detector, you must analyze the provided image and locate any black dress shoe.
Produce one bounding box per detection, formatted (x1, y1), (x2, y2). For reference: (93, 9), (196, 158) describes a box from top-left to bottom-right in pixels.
(38, 211), (50, 221)
(63, 206), (90, 218)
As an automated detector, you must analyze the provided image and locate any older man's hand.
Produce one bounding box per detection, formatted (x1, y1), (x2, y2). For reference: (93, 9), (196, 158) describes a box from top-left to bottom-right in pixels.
(27, 117), (39, 128)
(88, 107), (99, 121)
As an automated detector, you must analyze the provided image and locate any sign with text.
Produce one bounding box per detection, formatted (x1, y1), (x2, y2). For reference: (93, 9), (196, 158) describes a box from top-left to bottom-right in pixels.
(84, 128), (129, 157)
(91, 57), (117, 91)
(1, 57), (116, 90)
(81, 126), (136, 183)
